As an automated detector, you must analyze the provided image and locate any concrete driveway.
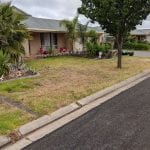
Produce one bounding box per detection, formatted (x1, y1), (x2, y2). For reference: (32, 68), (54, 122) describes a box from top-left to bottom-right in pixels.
(134, 51), (150, 57)
(23, 77), (150, 150)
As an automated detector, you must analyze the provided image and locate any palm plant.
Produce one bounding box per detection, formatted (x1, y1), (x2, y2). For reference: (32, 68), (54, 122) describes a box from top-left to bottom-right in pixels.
(0, 52), (9, 77)
(87, 30), (98, 44)
(77, 21), (90, 51)
(60, 15), (79, 52)
(0, 3), (29, 66)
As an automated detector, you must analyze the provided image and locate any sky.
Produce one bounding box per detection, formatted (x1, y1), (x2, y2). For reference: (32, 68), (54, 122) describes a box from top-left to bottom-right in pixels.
(1, 0), (150, 29)
(2, 0), (89, 24)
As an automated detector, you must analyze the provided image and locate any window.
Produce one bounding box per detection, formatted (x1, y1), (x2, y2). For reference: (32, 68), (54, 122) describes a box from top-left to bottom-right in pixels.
(40, 33), (45, 46)
(40, 33), (58, 50)
(53, 33), (58, 46)
(51, 33), (58, 49)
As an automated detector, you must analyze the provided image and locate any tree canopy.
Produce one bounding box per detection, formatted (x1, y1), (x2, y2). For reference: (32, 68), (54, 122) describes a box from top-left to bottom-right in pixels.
(77, 21), (90, 50)
(0, 3), (29, 65)
(79, 0), (150, 68)
(60, 15), (79, 51)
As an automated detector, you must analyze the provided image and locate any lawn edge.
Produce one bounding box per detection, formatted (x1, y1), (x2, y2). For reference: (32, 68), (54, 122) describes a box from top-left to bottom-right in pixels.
(0, 73), (40, 84)
(1, 70), (150, 149)
(77, 70), (150, 106)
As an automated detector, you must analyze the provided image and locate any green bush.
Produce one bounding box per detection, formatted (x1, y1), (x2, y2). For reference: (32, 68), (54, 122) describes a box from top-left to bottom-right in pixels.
(86, 42), (111, 57)
(0, 53), (10, 77)
(123, 42), (150, 50)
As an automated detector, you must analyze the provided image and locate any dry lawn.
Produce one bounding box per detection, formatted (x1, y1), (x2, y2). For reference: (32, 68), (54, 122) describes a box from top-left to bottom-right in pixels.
(0, 56), (150, 116)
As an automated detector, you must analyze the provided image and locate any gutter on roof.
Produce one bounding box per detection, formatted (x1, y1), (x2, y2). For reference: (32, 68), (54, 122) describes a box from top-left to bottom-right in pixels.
(131, 29), (150, 36)
(27, 28), (104, 34)
(131, 33), (150, 36)
(27, 28), (67, 33)
(131, 34), (147, 36)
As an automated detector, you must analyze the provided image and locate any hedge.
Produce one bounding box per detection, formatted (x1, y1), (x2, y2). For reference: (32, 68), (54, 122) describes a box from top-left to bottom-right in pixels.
(123, 42), (150, 50)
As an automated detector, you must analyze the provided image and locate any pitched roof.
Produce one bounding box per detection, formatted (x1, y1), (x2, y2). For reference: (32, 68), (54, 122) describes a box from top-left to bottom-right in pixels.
(131, 29), (150, 35)
(12, 6), (103, 33)
(88, 26), (104, 33)
(23, 16), (67, 32)
(12, 6), (31, 17)
(23, 16), (103, 33)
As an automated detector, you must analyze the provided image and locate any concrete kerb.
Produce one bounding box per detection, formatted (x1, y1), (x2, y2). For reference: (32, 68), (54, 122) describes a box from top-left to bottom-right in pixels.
(77, 70), (150, 106)
(2, 139), (32, 150)
(3, 72), (150, 150)
(0, 136), (11, 148)
(18, 103), (80, 136)
(0, 103), (80, 149)
(1, 70), (150, 149)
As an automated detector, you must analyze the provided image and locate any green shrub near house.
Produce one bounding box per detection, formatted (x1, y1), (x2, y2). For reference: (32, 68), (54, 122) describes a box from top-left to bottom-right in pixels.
(123, 42), (150, 51)
(86, 42), (111, 57)
(0, 3), (29, 77)
(0, 53), (9, 77)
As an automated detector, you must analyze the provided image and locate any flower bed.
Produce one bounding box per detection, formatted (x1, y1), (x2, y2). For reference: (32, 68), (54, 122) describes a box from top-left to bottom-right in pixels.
(0, 64), (37, 82)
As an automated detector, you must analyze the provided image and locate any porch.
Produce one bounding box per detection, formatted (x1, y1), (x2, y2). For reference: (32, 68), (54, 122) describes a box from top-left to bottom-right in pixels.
(23, 32), (71, 57)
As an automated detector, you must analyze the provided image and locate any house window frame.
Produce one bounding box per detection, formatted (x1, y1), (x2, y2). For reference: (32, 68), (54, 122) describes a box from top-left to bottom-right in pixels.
(40, 32), (58, 51)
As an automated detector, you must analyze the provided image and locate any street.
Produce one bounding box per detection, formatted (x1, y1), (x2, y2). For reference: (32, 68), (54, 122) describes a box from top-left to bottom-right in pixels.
(24, 78), (150, 150)
(134, 51), (150, 57)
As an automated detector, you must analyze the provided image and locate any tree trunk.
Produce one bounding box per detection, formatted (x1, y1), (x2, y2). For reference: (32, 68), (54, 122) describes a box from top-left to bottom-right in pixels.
(72, 40), (75, 52)
(71, 39), (75, 54)
(116, 35), (123, 69)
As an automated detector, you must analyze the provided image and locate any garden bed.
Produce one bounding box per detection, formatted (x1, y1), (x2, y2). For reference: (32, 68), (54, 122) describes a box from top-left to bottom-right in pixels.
(0, 66), (37, 83)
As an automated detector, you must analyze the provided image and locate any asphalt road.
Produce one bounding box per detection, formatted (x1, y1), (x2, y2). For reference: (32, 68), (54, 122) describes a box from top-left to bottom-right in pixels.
(24, 78), (150, 150)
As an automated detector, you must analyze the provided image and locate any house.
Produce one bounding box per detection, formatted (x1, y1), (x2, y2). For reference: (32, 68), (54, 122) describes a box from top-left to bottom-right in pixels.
(131, 29), (150, 43)
(130, 19), (150, 43)
(12, 6), (104, 57)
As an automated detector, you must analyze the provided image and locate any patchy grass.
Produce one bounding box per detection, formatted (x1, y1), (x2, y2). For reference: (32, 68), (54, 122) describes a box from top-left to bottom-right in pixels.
(0, 79), (35, 93)
(0, 103), (34, 135)
(0, 56), (150, 116)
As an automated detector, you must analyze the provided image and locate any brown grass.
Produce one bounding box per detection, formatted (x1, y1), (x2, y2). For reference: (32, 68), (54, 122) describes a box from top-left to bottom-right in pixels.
(0, 56), (150, 116)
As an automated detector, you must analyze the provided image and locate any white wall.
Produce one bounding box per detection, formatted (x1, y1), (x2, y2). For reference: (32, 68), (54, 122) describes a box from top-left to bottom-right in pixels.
(22, 39), (30, 57)
(98, 33), (104, 43)
(74, 33), (105, 52)
(74, 38), (83, 52)
(146, 35), (150, 43)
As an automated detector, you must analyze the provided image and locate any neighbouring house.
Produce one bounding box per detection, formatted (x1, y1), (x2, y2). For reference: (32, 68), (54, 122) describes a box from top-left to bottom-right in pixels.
(12, 6), (104, 58)
(131, 19), (150, 43)
(131, 29), (150, 43)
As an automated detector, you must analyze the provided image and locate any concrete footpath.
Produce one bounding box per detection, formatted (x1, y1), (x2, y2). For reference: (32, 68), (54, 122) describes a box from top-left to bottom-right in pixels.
(134, 51), (150, 57)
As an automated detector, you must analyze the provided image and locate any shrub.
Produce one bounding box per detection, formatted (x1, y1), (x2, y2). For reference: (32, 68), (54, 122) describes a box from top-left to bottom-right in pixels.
(86, 42), (111, 57)
(123, 42), (150, 50)
(86, 30), (98, 44)
(0, 53), (9, 77)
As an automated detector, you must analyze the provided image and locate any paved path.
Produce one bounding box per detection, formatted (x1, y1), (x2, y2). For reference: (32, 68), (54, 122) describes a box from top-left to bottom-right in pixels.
(24, 78), (150, 150)
(134, 51), (150, 57)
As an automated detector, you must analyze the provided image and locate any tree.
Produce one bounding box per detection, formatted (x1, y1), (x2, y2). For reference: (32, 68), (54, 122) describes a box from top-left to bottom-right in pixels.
(86, 30), (98, 44)
(78, 0), (150, 68)
(0, 52), (9, 77)
(60, 15), (79, 52)
(0, 3), (29, 66)
(77, 21), (90, 51)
